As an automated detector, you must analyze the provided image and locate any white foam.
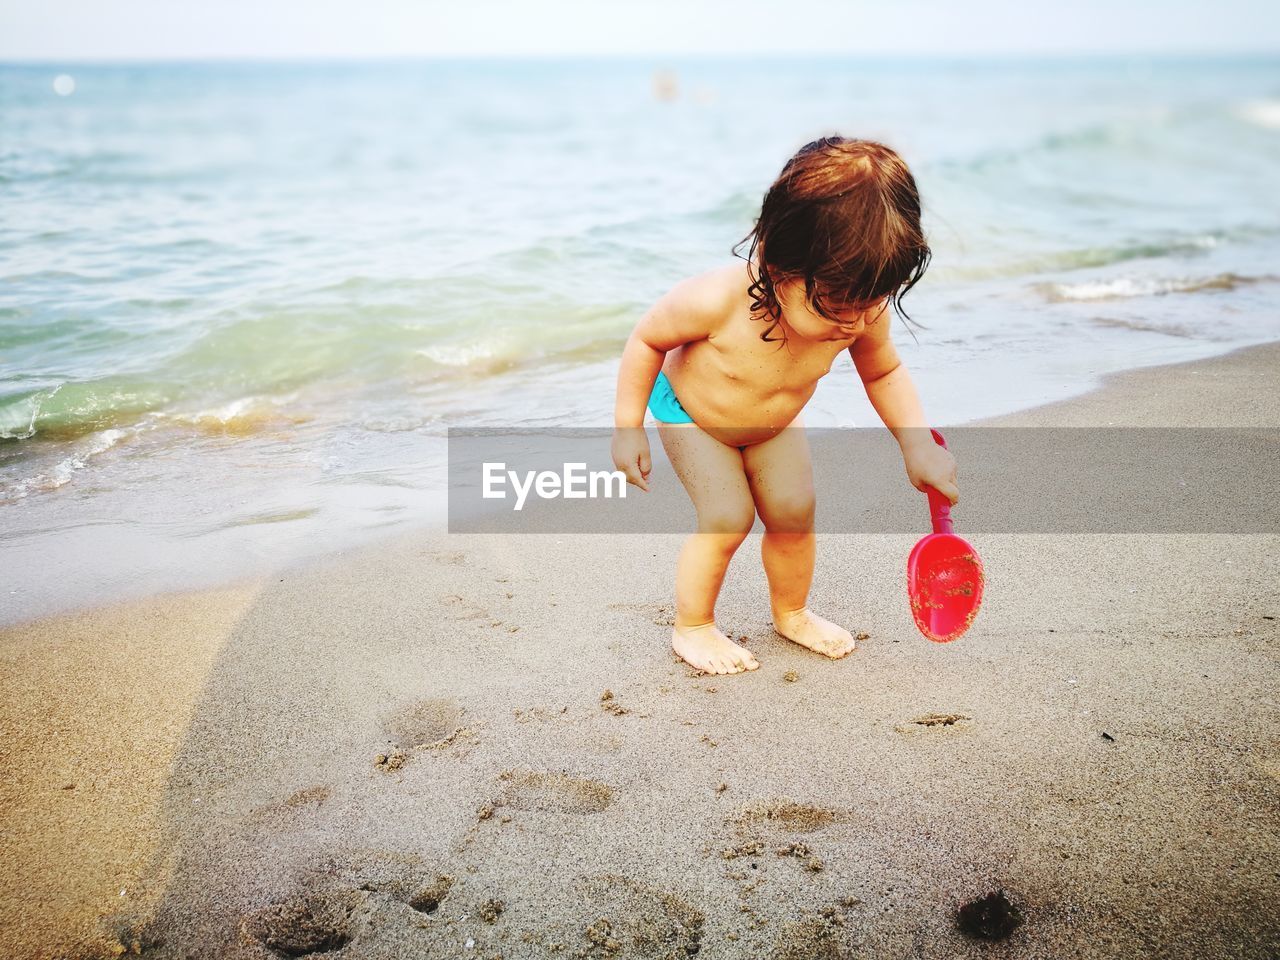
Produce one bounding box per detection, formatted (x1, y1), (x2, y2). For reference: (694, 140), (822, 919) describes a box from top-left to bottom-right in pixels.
(194, 397), (257, 423)
(5, 428), (128, 500)
(0, 386), (60, 440)
(1235, 99), (1280, 130)
(416, 342), (501, 368)
(1039, 272), (1263, 303)
(157, 393), (305, 430)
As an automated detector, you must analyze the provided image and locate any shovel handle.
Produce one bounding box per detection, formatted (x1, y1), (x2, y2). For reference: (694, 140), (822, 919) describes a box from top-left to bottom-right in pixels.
(926, 428), (954, 536)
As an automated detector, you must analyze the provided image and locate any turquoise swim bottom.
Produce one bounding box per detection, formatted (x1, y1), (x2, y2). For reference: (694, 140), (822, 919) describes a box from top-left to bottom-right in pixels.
(648, 370), (694, 424)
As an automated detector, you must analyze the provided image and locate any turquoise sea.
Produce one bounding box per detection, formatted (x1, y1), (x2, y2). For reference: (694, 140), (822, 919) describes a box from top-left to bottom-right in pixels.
(2, 56), (1280, 618)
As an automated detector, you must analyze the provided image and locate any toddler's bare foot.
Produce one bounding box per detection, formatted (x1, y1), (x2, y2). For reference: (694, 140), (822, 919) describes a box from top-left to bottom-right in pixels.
(772, 607), (857, 659)
(672, 622), (760, 675)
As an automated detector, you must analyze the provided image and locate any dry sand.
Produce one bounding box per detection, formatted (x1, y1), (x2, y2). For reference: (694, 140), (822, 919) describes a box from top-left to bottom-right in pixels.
(2, 344), (1278, 959)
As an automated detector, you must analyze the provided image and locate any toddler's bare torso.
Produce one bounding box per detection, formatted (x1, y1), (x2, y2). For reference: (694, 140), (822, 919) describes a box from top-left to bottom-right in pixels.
(662, 261), (859, 446)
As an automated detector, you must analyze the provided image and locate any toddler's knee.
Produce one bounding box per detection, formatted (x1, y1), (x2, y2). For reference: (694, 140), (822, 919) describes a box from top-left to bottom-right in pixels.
(697, 503), (756, 540)
(764, 494), (816, 533)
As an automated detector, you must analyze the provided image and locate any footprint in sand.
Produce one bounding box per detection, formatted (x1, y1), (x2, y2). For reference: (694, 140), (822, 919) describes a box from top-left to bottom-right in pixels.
(720, 801), (847, 885)
(383, 697), (465, 750)
(240, 889), (362, 956)
(494, 770), (615, 815)
(532, 875), (703, 958)
(774, 841), (826, 873)
(245, 784), (332, 825)
(441, 594), (489, 621)
(431, 550), (467, 566)
(773, 906), (857, 960)
(335, 849), (449, 907)
(731, 800), (848, 834)
(401, 875), (454, 914)
(376, 698), (469, 771)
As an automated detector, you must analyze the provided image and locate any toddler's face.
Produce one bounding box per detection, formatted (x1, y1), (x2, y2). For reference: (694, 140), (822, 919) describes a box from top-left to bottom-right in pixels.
(774, 278), (870, 342)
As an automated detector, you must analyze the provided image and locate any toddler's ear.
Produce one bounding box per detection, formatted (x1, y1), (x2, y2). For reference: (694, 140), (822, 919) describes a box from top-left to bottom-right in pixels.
(864, 298), (891, 324)
(773, 275), (800, 305)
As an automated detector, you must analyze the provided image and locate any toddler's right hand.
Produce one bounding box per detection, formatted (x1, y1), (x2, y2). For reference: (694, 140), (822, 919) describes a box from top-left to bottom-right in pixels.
(611, 428), (652, 492)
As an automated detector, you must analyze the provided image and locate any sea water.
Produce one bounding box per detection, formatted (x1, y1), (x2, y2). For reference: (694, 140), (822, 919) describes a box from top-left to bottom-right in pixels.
(2, 56), (1279, 618)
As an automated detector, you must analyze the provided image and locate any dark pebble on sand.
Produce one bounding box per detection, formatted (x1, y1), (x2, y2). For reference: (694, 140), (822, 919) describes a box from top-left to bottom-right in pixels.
(1101, 732), (1115, 742)
(956, 890), (1023, 940)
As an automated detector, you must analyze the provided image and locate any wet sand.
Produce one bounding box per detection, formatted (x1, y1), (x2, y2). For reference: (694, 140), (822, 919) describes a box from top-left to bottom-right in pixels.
(2, 343), (1278, 959)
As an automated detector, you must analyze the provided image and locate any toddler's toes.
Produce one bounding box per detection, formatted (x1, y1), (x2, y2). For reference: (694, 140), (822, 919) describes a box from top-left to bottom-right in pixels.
(773, 608), (858, 660)
(672, 623), (759, 676)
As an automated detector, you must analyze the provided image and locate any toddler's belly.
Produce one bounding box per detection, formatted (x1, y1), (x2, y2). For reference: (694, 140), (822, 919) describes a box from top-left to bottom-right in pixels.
(663, 366), (812, 447)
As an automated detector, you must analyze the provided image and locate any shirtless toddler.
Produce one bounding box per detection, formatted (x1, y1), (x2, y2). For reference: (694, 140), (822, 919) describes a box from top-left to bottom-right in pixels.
(612, 137), (960, 675)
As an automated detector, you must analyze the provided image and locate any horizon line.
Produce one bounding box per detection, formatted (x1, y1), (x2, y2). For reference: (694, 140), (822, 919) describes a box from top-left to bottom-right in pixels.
(3, 48), (1280, 66)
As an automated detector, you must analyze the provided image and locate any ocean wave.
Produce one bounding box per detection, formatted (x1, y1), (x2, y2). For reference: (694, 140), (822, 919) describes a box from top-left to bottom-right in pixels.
(930, 226), (1280, 285)
(1234, 99), (1280, 130)
(0, 381), (168, 442)
(0, 387), (59, 440)
(156, 395), (310, 435)
(1088, 317), (1201, 339)
(1035, 271), (1274, 303)
(415, 342), (515, 371)
(929, 116), (1168, 178)
(0, 269), (118, 287)
(1, 382), (310, 446)
(412, 325), (627, 379)
(3, 428), (129, 501)
(0, 148), (147, 185)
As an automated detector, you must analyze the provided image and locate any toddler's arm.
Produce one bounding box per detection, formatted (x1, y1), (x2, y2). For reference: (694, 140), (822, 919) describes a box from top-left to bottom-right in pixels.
(612, 276), (724, 490)
(849, 303), (960, 504)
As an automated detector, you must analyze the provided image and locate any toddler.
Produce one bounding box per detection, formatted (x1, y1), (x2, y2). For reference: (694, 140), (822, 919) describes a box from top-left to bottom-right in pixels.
(612, 137), (959, 674)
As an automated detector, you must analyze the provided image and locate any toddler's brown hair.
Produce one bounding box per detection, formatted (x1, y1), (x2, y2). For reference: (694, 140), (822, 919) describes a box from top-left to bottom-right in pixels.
(734, 136), (931, 341)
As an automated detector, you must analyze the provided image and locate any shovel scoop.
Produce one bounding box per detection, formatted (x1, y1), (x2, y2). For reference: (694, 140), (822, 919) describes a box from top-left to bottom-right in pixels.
(907, 429), (984, 643)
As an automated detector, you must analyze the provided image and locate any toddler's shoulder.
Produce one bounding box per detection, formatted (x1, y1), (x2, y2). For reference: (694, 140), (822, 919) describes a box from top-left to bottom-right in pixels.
(660, 263), (741, 329)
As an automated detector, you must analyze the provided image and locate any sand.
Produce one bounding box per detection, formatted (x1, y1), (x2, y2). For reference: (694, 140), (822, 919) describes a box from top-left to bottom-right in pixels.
(2, 344), (1278, 959)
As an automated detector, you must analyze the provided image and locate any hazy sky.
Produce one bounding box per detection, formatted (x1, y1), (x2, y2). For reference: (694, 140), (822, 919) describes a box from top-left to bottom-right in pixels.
(3, 0), (1279, 60)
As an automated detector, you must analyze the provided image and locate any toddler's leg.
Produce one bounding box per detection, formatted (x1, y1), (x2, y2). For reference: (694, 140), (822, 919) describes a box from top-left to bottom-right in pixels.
(743, 419), (857, 659)
(656, 421), (760, 675)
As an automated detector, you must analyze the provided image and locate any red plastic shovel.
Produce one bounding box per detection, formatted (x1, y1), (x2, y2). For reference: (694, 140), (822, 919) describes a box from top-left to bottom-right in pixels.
(907, 429), (984, 643)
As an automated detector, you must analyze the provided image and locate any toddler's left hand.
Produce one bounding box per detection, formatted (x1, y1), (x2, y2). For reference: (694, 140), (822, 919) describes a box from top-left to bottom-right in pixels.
(902, 441), (959, 505)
